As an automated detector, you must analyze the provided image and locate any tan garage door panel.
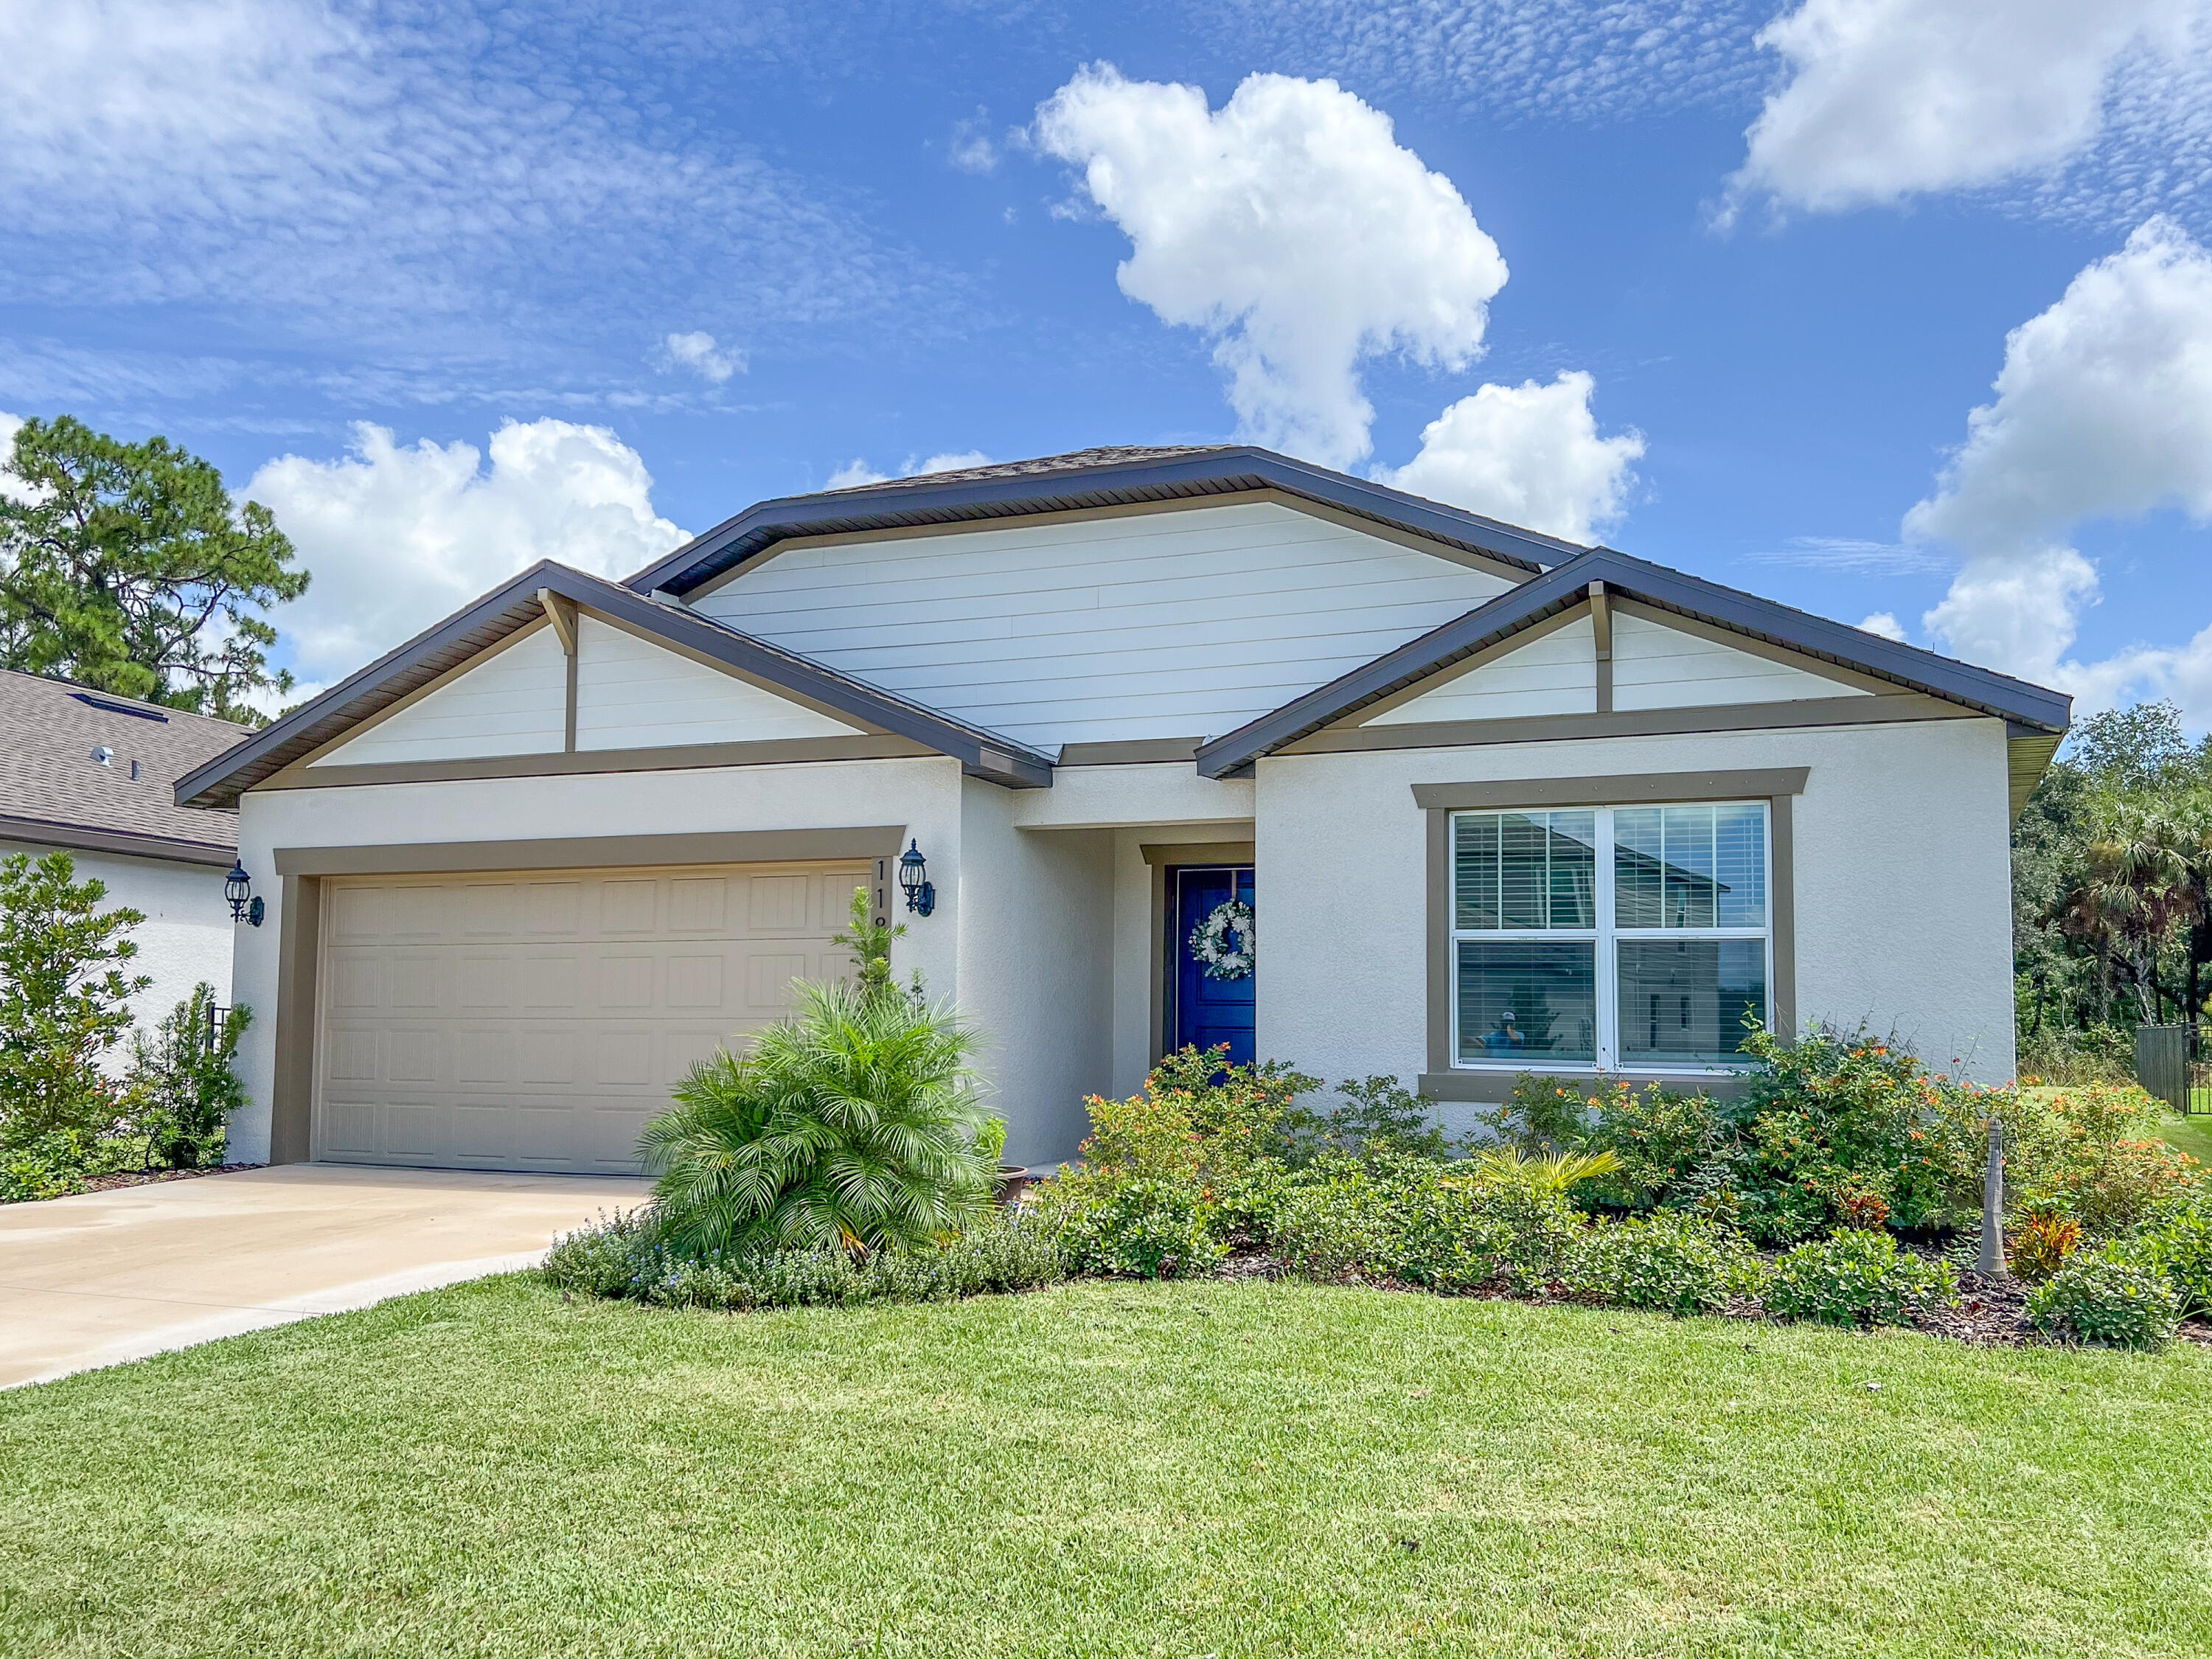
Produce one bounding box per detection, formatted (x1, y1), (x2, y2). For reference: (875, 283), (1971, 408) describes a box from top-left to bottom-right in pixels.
(315, 861), (869, 1174)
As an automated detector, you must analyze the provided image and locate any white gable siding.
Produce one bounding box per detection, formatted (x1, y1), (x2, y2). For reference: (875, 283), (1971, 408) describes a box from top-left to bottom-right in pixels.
(1611, 611), (1868, 711)
(310, 626), (566, 768)
(574, 617), (860, 751)
(692, 501), (1514, 748)
(1365, 616), (1597, 725)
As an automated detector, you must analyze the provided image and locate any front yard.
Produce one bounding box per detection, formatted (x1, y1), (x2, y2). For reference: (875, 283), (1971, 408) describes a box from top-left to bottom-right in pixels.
(5, 1276), (2211, 1658)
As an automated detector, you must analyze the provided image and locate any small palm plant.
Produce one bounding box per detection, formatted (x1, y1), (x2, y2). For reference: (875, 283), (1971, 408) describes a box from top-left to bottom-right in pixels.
(1473, 1144), (1625, 1194)
(638, 892), (994, 1255)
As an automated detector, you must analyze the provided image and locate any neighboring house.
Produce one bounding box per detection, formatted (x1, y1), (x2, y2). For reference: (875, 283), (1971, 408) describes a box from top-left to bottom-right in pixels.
(176, 447), (2070, 1175)
(1, 669), (246, 1049)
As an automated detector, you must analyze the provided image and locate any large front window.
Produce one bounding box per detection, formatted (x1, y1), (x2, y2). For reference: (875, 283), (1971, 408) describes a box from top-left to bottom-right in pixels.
(1451, 803), (1770, 1071)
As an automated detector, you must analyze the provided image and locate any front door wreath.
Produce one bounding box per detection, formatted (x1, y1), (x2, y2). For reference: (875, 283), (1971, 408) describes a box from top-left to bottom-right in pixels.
(1189, 898), (1255, 981)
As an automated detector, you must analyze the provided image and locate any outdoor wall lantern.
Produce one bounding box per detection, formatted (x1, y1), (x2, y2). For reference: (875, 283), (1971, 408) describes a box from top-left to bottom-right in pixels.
(897, 839), (935, 917)
(225, 860), (264, 928)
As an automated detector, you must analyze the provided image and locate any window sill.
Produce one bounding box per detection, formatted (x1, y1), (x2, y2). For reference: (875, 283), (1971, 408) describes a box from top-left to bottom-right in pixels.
(1420, 1066), (1756, 1102)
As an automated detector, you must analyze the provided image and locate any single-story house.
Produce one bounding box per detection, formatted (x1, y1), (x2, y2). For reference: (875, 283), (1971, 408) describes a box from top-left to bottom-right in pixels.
(2, 669), (244, 1047)
(178, 446), (2070, 1175)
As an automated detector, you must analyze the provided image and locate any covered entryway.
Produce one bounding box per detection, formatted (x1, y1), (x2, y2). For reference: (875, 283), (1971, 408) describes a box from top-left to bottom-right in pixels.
(314, 860), (867, 1174)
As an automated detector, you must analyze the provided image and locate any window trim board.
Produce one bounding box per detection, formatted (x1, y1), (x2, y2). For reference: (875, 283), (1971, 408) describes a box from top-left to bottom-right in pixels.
(1422, 773), (1798, 1077)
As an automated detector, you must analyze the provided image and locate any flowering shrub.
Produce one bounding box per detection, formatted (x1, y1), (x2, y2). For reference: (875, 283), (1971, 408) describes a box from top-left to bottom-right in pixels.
(1763, 1231), (1956, 1327)
(2006, 1084), (2200, 1241)
(2028, 1248), (2181, 1349)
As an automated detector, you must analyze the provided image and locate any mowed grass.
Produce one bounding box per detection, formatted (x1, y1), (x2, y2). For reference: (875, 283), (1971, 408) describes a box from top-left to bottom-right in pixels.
(5, 1279), (2212, 1659)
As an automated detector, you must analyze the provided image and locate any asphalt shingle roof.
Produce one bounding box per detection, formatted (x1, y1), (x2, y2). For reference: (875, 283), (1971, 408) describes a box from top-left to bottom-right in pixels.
(0, 670), (245, 860)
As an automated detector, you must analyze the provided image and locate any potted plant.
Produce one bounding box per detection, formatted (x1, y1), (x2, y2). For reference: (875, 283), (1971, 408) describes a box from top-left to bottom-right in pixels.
(978, 1117), (1028, 1201)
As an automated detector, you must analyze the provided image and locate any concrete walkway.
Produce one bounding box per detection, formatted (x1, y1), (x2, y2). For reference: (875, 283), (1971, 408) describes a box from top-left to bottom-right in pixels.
(0, 1164), (652, 1389)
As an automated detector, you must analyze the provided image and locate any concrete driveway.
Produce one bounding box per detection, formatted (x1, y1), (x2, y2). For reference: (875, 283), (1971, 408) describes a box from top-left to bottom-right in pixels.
(0, 1164), (652, 1389)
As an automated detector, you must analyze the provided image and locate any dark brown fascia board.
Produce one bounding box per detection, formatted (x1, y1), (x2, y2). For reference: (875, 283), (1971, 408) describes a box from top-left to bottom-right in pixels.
(1194, 546), (2073, 779)
(175, 562), (1054, 810)
(623, 446), (1585, 599)
(0, 811), (237, 868)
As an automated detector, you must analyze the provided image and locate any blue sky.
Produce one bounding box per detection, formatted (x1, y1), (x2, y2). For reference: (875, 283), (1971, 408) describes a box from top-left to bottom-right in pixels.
(4, 0), (2211, 721)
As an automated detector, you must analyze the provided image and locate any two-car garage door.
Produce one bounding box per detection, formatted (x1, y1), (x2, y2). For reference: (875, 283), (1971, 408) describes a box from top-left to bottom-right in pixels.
(314, 861), (869, 1174)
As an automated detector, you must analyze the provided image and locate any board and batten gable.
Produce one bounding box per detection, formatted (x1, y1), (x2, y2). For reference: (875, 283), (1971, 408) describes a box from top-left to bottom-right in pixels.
(688, 500), (1518, 750)
(574, 617), (860, 751)
(308, 625), (567, 767)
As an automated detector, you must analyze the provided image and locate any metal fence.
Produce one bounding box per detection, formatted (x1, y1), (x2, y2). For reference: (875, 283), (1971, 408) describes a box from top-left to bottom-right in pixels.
(2135, 1025), (2211, 1115)
(204, 1001), (232, 1055)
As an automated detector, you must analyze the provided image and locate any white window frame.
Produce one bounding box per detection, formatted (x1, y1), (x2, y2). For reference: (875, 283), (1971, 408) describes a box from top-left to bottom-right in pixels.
(1447, 801), (1773, 1074)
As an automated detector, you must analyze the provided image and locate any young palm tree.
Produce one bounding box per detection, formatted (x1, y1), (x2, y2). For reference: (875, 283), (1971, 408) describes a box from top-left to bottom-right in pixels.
(639, 978), (994, 1256)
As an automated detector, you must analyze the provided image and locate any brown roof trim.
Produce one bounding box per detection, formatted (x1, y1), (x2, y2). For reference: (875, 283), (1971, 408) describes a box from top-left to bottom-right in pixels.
(0, 811), (236, 867)
(175, 563), (1055, 809)
(624, 445), (1587, 598)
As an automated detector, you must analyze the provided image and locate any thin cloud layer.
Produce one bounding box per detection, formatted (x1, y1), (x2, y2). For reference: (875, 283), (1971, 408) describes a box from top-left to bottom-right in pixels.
(1035, 66), (1508, 470)
(1726, 0), (2208, 219)
(1377, 372), (1643, 543)
(248, 419), (689, 685)
(0, 0), (935, 408)
(1908, 218), (2212, 718)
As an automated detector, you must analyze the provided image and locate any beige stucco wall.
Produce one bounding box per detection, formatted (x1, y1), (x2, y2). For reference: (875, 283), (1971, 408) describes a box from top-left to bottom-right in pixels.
(1256, 715), (2019, 1099)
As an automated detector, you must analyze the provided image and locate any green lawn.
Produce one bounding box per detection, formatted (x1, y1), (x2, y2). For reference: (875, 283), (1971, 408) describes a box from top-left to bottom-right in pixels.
(5, 1279), (2212, 1658)
(2155, 1112), (2212, 1165)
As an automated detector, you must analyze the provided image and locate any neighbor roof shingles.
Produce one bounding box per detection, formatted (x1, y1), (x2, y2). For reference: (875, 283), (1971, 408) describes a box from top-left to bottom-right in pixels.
(0, 670), (246, 858)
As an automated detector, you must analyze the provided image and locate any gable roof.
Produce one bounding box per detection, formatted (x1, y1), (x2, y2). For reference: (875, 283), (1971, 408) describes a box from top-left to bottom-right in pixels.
(624, 445), (1590, 599)
(174, 562), (1055, 810)
(0, 669), (243, 865)
(1193, 545), (2073, 778)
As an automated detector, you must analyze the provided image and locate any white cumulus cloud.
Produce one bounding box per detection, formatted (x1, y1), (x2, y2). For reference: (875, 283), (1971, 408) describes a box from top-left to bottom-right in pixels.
(1725, 0), (2206, 218)
(1034, 65), (1507, 470)
(248, 418), (689, 684)
(824, 451), (992, 490)
(657, 332), (745, 384)
(1374, 372), (1643, 543)
(1905, 218), (2212, 719)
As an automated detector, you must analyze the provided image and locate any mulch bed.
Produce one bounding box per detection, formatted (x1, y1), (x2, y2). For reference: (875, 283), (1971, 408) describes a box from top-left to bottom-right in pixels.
(74, 1164), (263, 1194)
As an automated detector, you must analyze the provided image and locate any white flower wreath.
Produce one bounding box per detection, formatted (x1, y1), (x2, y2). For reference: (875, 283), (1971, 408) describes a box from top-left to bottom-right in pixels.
(1189, 898), (1256, 981)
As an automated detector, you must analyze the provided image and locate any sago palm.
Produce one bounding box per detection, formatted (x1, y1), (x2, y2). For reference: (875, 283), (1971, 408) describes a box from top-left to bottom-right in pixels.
(639, 978), (993, 1255)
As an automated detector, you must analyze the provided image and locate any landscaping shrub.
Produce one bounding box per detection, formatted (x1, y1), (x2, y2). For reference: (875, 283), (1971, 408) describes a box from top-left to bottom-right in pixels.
(121, 986), (248, 1170)
(2008, 1206), (2082, 1283)
(0, 852), (147, 1154)
(2028, 1248), (2182, 1349)
(1305, 1074), (1455, 1161)
(639, 976), (994, 1254)
(2006, 1083), (2201, 1242)
(1576, 1079), (1722, 1209)
(2116, 1206), (2212, 1315)
(543, 1204), (1066, 1310)
(1764, 1230), (1957, 1327)
(1051, 1177), (1222, 1279)
(1272, 1153), (1586, 1295)
(1568, 1211), (1765, 1316)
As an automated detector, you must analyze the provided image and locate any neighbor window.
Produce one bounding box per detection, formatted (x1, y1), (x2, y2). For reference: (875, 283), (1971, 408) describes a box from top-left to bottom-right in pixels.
(1450, 803), (1770, 1071)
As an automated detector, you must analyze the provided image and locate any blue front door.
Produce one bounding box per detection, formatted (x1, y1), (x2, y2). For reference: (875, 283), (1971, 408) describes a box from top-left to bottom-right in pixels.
(1172, 866), (1256, 1066)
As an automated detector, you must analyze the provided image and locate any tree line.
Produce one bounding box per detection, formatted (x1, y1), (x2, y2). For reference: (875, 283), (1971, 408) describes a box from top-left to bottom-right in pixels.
(2014, 700), (2212, 1071)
